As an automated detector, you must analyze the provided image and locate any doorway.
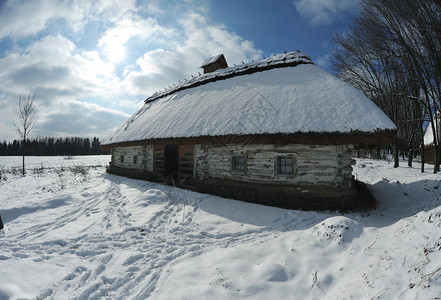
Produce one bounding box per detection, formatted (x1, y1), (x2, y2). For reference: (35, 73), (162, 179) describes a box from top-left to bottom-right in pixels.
(164, 144), (179, 179)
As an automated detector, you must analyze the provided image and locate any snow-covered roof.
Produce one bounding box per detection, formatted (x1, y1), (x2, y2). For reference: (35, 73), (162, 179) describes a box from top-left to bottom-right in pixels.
(102, 52), (396, 146)
(145, 51), (311, 103)
(423, 116), (440, 146)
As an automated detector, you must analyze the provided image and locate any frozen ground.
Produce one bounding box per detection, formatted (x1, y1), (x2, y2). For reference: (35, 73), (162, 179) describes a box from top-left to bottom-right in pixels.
(0, 155), (440, 299)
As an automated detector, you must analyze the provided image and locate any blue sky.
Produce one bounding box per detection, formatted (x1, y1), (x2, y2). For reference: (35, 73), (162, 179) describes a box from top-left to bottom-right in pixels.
(0, 0), (359, 142)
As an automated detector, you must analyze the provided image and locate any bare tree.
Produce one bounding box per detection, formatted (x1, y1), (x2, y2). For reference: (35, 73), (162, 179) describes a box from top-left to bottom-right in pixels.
(331, 0), (441, 172)
(12, 93), (38, 175)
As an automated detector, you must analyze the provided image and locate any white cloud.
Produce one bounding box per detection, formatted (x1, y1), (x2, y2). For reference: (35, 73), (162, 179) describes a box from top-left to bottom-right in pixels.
(98, 12), (175, 63)
(0, 0), (137, 39)
(315, 53), (332, 69)
(2, 94), (129, 142)
(38, 100), (129, 138)
(0, 35), (118, 99)
(0, 34), (128, 140)
(122, 12), (262, 96)
(0, 1), (263, 141)
(0, 93), (17, 142)
(0, 0), (86, 38)
(293, 0), (359, 25)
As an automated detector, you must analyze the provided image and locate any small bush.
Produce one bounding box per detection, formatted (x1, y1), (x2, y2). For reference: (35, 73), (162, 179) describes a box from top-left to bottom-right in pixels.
(33, 166), (45, 174)
(56, 169), (66, 190)
(71, 165), (87, 175)
(11, 167), (21, 175)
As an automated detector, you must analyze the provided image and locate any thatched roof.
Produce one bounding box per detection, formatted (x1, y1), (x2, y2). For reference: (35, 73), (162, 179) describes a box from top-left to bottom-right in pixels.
(102, 51), (396, 147)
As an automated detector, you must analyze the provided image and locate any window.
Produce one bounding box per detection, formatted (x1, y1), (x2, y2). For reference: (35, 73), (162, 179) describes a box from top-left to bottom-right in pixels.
(232, 156), (246, 172)
(133, 155), (138, 165)
(277, 156), (295, 175)
(120, 155), (124, 163)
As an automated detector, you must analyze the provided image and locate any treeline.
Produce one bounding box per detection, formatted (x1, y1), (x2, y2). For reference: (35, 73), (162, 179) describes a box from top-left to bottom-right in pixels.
(331, 0), (441, 172)
(0, 137), (109, 156)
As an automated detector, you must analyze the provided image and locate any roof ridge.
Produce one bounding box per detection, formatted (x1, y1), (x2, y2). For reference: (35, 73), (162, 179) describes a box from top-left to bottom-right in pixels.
(144, 51), (313, 103)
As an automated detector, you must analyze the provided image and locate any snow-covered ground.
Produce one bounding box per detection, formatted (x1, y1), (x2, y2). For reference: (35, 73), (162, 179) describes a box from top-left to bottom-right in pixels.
(0, 156), (440, 299)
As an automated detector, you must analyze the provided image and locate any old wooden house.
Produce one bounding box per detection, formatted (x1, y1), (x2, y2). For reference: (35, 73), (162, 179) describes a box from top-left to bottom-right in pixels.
(423, 114), (440, 165)
(101, 51), (396, 210)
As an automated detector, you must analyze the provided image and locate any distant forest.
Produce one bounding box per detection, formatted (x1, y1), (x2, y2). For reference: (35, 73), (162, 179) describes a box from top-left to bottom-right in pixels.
(0, 137), (109, 156)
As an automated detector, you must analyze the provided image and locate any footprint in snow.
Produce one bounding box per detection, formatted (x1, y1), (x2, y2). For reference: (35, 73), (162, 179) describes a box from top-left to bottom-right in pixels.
(101, 254), (113, 264)
(79, 270), (91, 287)
(123, 253), (144, 266)
(259, 263), (290, 282)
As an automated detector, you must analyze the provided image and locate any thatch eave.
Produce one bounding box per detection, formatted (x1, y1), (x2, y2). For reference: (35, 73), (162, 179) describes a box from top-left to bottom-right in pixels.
(101, 129), (397, 150)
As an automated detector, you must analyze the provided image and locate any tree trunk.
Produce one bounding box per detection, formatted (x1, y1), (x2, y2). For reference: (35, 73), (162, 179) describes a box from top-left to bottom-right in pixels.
(394, 137), (399, 168)
(436, 142), (441, 172)
(22, 138), (25, 176)
(421, 125), (425, 173)
(408, 149), (413, 167)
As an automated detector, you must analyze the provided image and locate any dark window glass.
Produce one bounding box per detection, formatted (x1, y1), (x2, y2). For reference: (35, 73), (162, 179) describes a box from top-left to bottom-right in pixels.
(232, 156), (246, 172)
(120, 155), (124, 163)
(278, 156), (294, 175)
(133, 155), (138, 164)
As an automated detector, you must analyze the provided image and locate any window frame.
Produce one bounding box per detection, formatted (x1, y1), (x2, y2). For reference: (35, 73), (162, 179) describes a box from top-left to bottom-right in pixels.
(275, 155), (297, 177)
(133, 155), (138, 165)
(231, 155), (246, 174)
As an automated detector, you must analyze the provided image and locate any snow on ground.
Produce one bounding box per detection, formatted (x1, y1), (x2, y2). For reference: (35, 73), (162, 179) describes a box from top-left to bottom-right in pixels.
(0, 156), (440, 299)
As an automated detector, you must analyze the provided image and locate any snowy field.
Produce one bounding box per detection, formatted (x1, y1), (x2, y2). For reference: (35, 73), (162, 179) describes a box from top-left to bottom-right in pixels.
(0, 155), (440, 299)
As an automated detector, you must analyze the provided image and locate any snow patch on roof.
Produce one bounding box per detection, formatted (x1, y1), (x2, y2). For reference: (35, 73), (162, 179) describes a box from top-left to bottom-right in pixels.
(145, 51), (311, 103)
(424, 115), (440, 146)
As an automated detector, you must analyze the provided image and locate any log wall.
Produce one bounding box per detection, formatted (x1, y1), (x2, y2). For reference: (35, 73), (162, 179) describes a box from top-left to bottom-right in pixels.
(111, 146), (144, 169)
(111, 145), (153, 171)
(154, 145), (165, 174)
(178, 145), (194, 177)
(194, 143), (354, 190)
(143, 145), (154, 171)
(107, 143), (365, 210)
(111, 144), (194, 178)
